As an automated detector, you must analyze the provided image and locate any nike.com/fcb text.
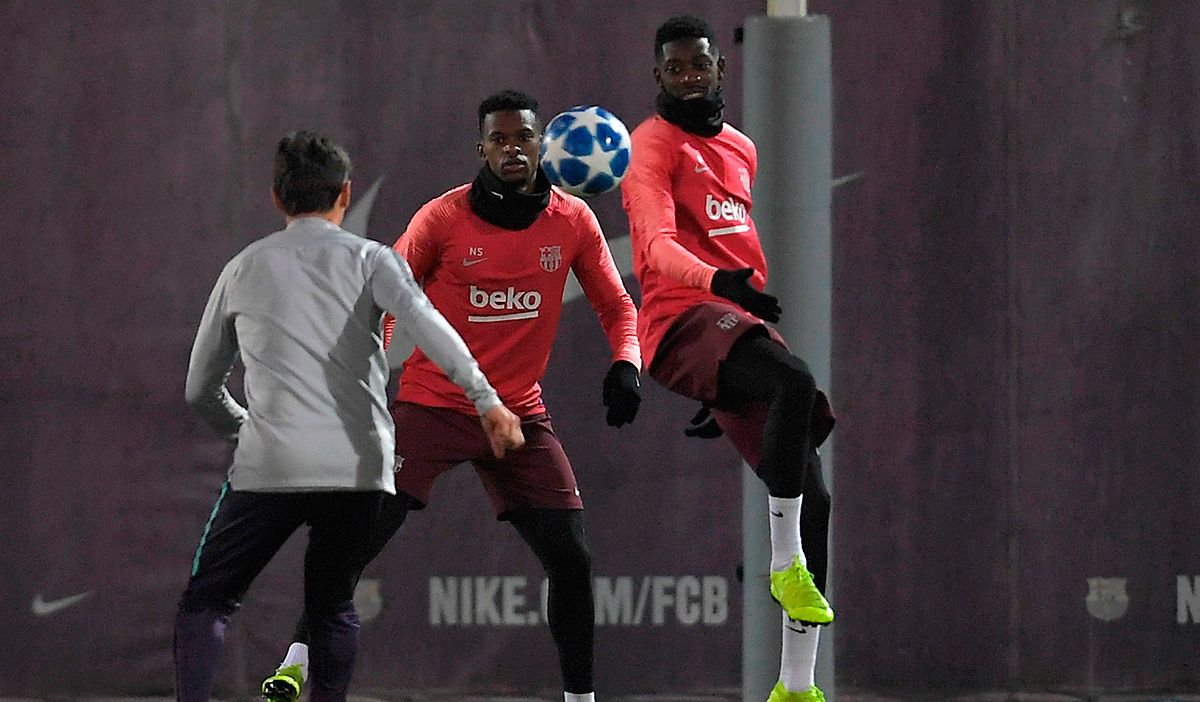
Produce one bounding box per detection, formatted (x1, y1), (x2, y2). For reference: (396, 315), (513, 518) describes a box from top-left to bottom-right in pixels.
(429, 574), (729, 626)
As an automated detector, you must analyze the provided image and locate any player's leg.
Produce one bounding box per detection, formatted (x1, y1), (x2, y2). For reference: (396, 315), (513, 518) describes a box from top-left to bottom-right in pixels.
(718, 330), (816, 497)
(265, 491), (420, 701)
(175, 485), (305, 702)
(509, 508), (594, 701)
(797, 450), (830, 594)
(265, 402), (465, 698)
(476, 415), (590, 702)
(298, 490), (385, 702)
(714, 335), (830, 702)
(716, 330), (832, 624)
(716, 443), (829, 702)
(648, 304), (831, 618)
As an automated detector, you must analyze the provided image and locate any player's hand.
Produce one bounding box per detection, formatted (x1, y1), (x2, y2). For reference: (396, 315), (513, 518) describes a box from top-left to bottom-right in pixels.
(602, 360), (641, 427)
(710, 268), (782, 323)
(480, 404), (525, 458)
(683, 404), (723, 439)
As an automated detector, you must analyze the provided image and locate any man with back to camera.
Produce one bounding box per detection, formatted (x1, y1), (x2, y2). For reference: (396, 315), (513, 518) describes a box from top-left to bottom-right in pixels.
(264, 90), (642, 702)
(175, 130), (524, 702)
(620, 15), (837, 702)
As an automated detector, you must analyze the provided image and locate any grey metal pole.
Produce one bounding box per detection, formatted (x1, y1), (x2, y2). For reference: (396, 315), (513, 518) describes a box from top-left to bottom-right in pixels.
(741, 7), (834, 702)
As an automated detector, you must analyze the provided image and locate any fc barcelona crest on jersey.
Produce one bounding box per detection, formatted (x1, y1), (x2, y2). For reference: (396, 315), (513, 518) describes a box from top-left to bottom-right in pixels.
(540, 245), (562, 272)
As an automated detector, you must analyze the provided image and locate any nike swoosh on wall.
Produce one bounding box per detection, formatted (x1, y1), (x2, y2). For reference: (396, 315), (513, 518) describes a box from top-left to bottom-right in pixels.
(31, 591), (94, 616)
(343, 177), (385, 238)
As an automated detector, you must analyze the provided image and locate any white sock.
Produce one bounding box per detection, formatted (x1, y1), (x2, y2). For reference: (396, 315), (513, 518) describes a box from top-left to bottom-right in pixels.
(280, 642), (309, 681)
(564, 693), (595, 702)
(768, 495), (804, 571)
(778, 612), (819, 691)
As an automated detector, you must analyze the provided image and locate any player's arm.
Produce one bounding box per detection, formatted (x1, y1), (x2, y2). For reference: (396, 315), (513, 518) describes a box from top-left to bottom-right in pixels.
(622, 129), (779, 322)
(381, 200), (444, 350)
(393, 199), (444, 281)
(184, 265), (247, 442)
(366, 243), (523, 456)
(570, 204), (642, 427)
(621, 128), (718, 291)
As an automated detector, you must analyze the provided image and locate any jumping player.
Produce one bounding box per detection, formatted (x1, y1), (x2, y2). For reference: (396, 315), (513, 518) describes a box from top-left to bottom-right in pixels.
(620, 16), (835, 702)
(264, 90), (641, 702)
(176, 130), (523, 702)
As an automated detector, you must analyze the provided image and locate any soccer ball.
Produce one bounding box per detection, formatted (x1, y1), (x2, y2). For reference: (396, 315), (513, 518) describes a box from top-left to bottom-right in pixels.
(540, 105), (632, 197)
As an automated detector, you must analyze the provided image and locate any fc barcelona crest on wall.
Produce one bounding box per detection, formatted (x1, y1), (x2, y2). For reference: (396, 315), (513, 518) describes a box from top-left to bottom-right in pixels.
(354, 578), (384, 622)
(540, 245), (562, 272)
(1085, 577), (1129, 622)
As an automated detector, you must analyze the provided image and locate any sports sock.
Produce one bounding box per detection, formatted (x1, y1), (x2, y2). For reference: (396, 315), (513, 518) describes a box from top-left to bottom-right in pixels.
(279, 642), (309, 680)
(778, 612), (819, 691)
(564, 693), (595, 702)
(768, 495), (804, 571)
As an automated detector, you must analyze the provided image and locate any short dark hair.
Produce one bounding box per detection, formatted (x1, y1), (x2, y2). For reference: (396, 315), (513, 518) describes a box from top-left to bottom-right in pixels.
(272, 130), (352, 216)
(654, 15), (718, 61)
(477, 89), (539, 134)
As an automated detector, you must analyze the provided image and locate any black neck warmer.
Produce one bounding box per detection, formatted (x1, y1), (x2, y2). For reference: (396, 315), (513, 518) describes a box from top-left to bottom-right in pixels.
(467, 164), (552, 230)
(656, 89), (725, 137)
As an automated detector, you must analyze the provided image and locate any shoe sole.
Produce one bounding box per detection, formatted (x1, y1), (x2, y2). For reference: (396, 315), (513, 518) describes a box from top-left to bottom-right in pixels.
(769, 592), (834, 626)
(261, 679), (300, 702)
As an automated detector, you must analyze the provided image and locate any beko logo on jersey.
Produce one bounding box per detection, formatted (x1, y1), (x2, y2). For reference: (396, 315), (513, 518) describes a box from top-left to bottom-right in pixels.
(705, 194), (746, 222)
(468, 285), (542, 323)
(704, 194), (750, 237)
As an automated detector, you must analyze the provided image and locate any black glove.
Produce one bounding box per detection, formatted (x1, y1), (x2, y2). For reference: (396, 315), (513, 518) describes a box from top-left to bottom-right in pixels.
(684, 404), (723, 439)
(602, 360), (641, 427)
(710, 267), (781, 323)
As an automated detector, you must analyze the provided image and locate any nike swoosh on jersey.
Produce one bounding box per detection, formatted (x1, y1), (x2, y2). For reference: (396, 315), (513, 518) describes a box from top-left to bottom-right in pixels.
(31, 591), (94, 616)
(462, 258), (487, 267)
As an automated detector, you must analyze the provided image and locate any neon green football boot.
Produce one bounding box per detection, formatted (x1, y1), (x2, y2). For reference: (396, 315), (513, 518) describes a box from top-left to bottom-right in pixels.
(261, 663), (304, 702)
(769, 555), (834, 625)
(767, 681), (825, 702)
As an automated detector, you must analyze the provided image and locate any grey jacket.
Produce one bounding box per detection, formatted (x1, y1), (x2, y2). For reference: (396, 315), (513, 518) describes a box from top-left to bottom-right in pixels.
(185, 217), (499, 492)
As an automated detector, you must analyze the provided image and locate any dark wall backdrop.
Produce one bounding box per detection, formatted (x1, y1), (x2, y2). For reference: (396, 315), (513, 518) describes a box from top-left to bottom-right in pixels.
(824, 0), (1199, 696)
(0, 0), (1195, 698)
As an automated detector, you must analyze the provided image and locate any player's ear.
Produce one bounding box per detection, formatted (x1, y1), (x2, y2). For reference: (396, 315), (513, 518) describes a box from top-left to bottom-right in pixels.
(271, 188), (285, 214)
(717, 55), (725, 79)
(476, 141), (484, 159)
(653, 65), (662, 87)
(337, 181), (351, 209)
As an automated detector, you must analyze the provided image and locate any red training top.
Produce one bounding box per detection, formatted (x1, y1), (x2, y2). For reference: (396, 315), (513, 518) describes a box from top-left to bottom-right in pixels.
(385, 183), (640, 417)
(620, 115), (768, 366)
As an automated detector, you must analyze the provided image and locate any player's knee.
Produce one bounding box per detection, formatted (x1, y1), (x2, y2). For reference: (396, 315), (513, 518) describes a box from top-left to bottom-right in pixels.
(304, 595), (357, 627)
(565, 538), (593, 577)
(177, 588), (239, 616)
(550, 523), (593, 581)
(774, 364), (816, 406)
(545, 528), (592, 581)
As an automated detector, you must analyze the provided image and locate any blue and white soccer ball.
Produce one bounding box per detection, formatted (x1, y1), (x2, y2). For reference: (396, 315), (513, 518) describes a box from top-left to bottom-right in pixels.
(540, 105), (632, 197)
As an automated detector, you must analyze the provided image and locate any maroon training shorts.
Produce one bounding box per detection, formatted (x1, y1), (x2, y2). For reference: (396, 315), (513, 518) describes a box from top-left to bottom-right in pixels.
(391, 402), (582, 518)
(649, 301), (784, 405)
(649, 301), (834, 467)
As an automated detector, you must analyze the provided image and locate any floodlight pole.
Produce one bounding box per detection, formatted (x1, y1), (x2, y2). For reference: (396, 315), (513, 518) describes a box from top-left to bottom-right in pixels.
(741, 2), (834, 701)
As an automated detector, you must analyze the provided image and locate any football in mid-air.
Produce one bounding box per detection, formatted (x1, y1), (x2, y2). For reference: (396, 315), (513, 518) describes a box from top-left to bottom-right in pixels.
(540, 105), (631, 197)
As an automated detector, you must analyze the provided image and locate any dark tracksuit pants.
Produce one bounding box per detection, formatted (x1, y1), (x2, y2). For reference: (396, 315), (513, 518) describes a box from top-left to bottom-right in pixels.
(174, 483), (383, 702)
